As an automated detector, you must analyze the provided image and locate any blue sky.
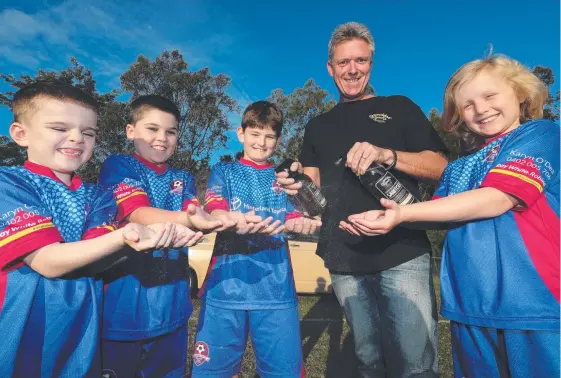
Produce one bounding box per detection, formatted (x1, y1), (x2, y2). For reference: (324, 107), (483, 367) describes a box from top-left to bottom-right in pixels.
(1, 0), (559, 161)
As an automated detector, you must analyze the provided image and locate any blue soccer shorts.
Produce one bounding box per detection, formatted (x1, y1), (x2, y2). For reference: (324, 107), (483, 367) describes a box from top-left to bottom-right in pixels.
(451, 322), (560, 378)
(101, 325), (188, 378)
(191, 302), (304, 378)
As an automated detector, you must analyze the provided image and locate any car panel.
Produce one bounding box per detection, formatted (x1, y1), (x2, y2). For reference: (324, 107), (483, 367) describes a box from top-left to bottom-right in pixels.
(188, 232), (332, 294)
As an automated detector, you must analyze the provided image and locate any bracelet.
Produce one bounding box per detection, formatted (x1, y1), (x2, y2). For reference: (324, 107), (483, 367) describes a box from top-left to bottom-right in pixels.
(387, 148), (397, 170)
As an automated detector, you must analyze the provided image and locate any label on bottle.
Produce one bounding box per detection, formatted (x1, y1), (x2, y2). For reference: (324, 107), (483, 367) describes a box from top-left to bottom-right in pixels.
(309, 184), (327, 207)
(375, 172), (417, 205)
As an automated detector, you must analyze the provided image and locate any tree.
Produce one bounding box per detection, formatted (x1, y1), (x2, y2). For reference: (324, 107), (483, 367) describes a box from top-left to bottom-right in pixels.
(268, 79), (336, 161)
(0, 136), (26, 166)
(120, 50), (238, 183)
(532, 66), (560, 121)
(0, 57), (129, 181)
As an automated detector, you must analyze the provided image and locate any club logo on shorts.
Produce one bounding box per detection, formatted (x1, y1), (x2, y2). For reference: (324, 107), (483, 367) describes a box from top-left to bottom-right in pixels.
(101, 369), (117, 378)
(193, 341), (211, 366)
(170, 179), (184, 194)
(272, 179), (284, 195)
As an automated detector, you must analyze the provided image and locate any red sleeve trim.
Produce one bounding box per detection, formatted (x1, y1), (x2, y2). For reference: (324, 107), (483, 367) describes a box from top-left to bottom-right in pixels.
(431, 194), (443, 201)
(204, 199), (229, 213)
(481, 170), (542, 208)
(182, 198), (201, 211)
(285, 211), (303, 220)
(82, 225), (116, 240)
(0, 224), (63, 270)
(116, 194), (151, 221)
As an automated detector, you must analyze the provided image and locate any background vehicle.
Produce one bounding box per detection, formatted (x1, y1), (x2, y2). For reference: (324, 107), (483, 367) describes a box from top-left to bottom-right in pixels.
(188, 231), (332, 296)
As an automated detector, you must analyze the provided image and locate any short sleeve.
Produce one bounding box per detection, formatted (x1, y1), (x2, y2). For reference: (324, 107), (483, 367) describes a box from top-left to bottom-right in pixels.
(204, 164), (230, 213)
(0, 172), (64, 270)
(82, 187), (118, 240)
(398, 96), (447, 154)
(99, 155), (151, 222)
(432, 165), (452, 200)
(299, 119), (320, 168)
(480, 120), (560, 209)
(181, 173), (201, 210)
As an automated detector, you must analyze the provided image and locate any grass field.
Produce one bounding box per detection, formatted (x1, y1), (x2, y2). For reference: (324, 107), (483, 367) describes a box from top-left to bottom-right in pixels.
(185, 279), (453, 377)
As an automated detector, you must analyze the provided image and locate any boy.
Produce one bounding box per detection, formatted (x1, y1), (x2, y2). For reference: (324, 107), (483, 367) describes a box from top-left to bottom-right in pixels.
(0, 82), (178, 378)
(192, 101), (321, 378)
(98, 95), (245, 378)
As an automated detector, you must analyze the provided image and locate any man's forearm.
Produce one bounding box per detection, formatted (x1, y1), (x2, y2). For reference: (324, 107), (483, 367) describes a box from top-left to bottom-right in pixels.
(383, 150), (448, 182)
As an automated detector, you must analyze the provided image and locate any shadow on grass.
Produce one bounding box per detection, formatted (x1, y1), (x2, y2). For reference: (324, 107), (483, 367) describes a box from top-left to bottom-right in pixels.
(299, 279), (357, 377)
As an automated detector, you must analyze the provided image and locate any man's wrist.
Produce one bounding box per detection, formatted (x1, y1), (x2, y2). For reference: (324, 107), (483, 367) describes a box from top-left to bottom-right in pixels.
(383, 148), (396, 166)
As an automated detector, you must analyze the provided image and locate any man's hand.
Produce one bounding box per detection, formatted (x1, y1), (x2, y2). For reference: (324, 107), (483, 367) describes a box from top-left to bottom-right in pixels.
(285, 217), (322, 235)
(275, 161), (303, 195)
(341, 199), (402, 236)
(122, 222), (176, 251)
(347, 142), (394, 175)
(172, 224), (205, 248)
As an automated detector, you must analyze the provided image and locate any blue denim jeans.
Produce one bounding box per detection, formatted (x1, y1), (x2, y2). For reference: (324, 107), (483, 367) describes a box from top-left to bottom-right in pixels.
(331, 253), (439, 378)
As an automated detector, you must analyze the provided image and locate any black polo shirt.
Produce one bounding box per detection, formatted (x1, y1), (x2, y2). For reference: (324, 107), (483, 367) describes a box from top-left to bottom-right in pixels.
(300, 95), (447, 274)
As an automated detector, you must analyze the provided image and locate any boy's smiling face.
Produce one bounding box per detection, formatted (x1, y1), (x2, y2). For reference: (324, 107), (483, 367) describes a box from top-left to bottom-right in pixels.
(10, 97), (98, 184)
(127, 108), (179, 165)
(237, 125), (280, 164)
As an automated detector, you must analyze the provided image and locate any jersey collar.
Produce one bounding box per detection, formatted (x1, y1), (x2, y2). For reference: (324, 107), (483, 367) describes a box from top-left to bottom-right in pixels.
(480, 129), (515, 149)
(239, 158), (274, 170)
(133, 153), (168, 175)
(23, 161), (83, 191)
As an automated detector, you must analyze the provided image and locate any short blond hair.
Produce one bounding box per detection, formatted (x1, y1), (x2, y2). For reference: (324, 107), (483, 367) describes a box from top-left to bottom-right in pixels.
(443, 55), (548, 151)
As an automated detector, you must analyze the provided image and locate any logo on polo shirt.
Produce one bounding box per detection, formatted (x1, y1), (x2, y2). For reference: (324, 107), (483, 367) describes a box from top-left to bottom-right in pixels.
(369, 113), (392, 123)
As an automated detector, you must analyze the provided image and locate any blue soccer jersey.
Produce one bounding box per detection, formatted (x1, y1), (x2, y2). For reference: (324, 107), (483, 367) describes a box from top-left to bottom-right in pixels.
(99, 153), (199, 340)
(0, 161), (117, 378)
(434, 120), (560, 330)
(200, 158), (301, 310)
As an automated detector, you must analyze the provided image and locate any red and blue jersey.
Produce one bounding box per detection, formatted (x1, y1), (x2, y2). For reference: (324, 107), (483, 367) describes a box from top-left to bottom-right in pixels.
(200, 158), (301, 310)
(0, 161), (117, 378)
(99, 153), (199, 340)
(434, 120), (560, 330)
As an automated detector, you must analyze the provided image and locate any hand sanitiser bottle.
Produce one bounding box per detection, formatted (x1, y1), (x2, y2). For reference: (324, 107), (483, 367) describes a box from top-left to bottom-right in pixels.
(334, 153), (418, 205)
(275, 159), (327, 217)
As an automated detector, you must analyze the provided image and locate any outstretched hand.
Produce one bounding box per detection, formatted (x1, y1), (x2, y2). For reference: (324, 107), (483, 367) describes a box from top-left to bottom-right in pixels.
(340, 198), (402, 236)
(285, 217), (322, 235)
(185, 204), (236, 233)
(172, 224), (205, 248)
(122, 222), (176, 251)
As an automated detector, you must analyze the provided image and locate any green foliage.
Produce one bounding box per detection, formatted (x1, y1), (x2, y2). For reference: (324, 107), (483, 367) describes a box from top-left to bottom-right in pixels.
(268, 79), (336, 161)
(0, 52), (237, 187)
(532, 66), (560, 121)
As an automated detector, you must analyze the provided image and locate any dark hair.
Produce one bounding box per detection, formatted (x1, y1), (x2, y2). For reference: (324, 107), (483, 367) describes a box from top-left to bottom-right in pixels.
(241, 101), (283, 137)
(129, 95), (181, 124)
(12, 81), (99, 122)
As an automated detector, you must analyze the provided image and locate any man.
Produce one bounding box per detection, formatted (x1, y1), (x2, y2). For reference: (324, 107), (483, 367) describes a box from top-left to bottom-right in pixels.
(276, 22), (448, 377)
